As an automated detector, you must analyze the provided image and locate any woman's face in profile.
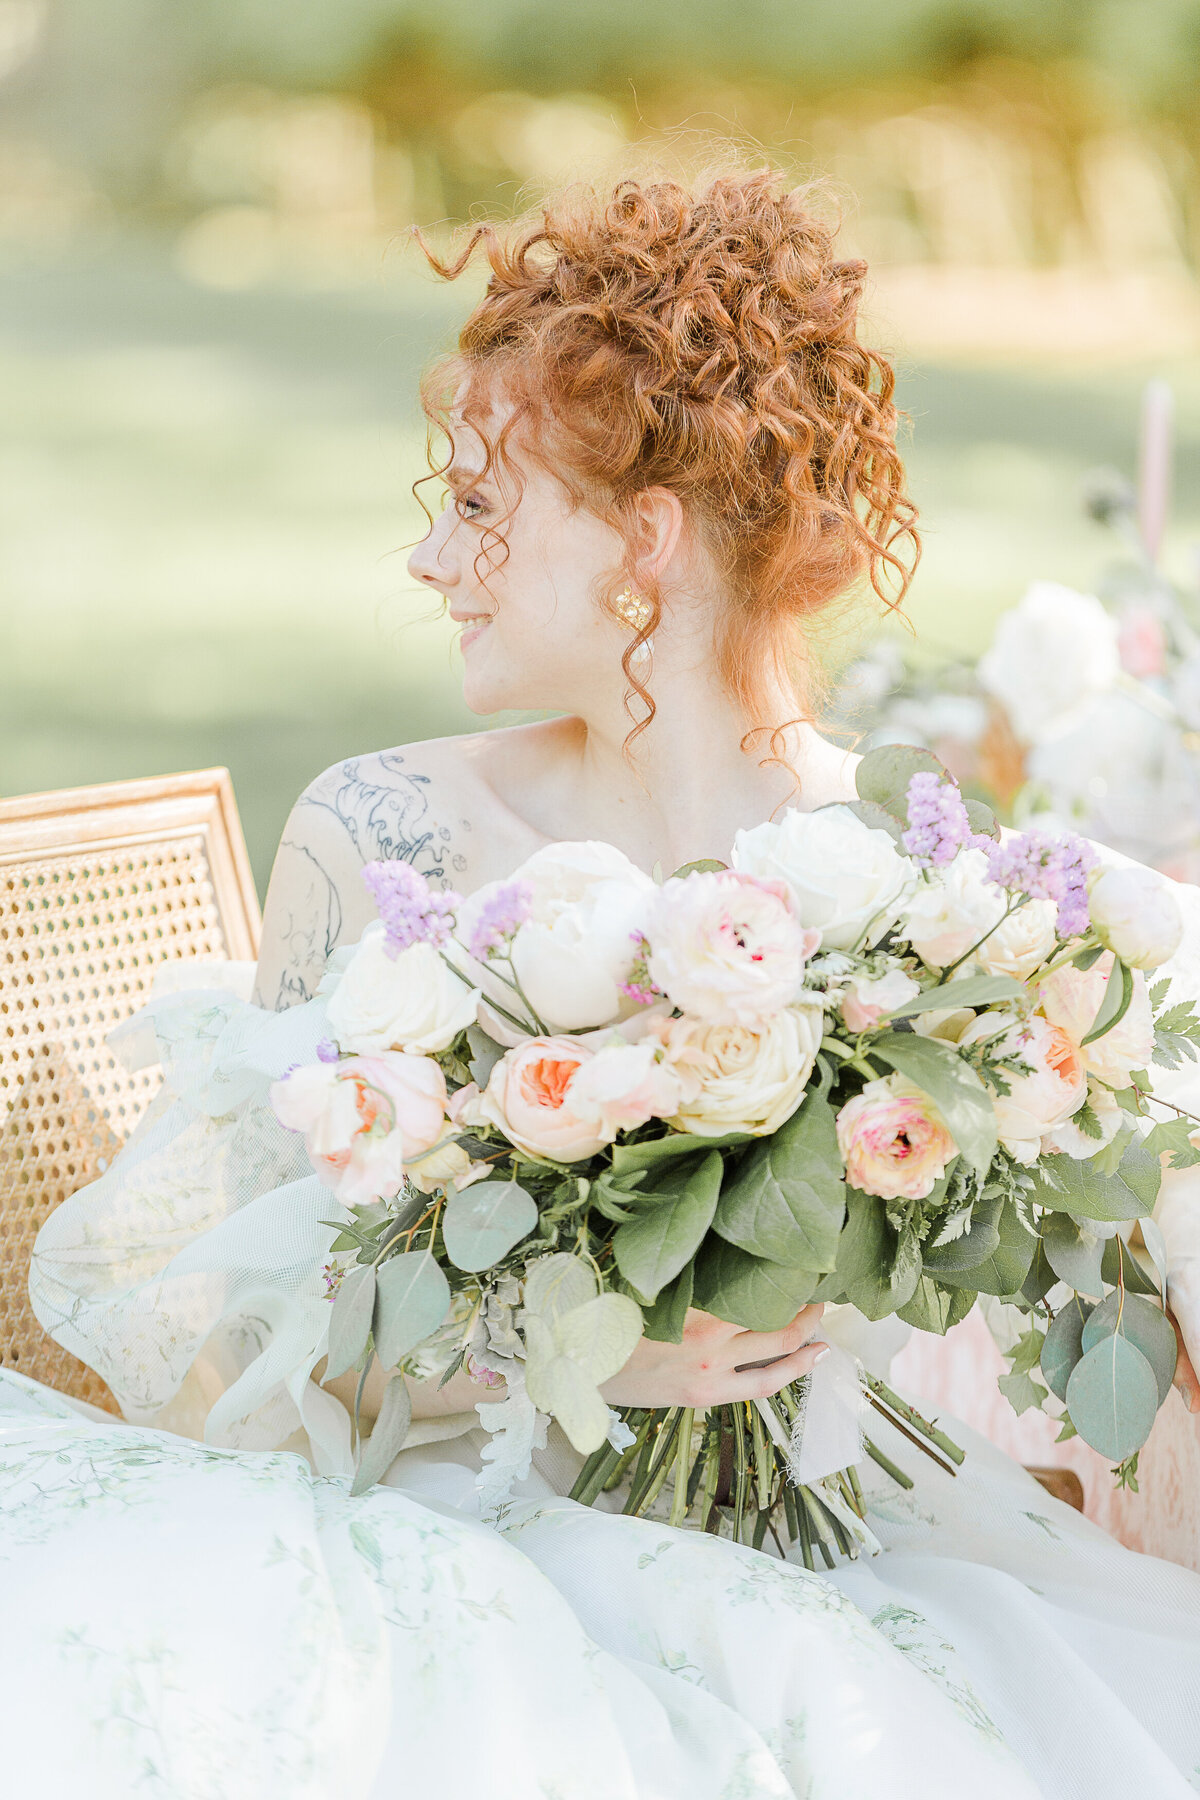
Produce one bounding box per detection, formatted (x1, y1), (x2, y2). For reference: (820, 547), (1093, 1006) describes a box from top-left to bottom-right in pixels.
(407, 404), (633, 718)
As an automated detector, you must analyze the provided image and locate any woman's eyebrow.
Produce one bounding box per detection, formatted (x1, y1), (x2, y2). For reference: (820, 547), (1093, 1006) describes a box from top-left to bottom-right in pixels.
(445, 462), (489, 490)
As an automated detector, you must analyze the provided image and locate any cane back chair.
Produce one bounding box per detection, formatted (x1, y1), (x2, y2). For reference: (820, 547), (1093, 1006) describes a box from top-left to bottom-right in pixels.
(0, 769), (260, 1409)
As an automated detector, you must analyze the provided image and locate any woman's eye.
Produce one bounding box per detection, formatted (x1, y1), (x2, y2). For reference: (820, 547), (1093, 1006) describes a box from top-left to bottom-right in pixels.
(456, 493), (487, 520)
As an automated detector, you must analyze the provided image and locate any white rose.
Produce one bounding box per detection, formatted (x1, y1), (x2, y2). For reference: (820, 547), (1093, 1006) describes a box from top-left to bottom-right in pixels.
(1088, 863), (1184, 970)
(974, 892), (1057, 978)
(651, 1000), (823, 1136)
(903, 849), (1005, 971)
(978, 582), (1120, 745)
(456, 842), (655, 1034)
(645, 869), (818, 1024)
(327, 923), (480, 1054)
(957, 1010), (1087, 1164)
(732, 805), (915, 952)
(1042, 1080), (1124, 1160)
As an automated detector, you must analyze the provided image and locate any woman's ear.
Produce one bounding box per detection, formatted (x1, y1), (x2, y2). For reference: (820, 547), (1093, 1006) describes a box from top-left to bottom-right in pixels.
(632, 487), (685, 586)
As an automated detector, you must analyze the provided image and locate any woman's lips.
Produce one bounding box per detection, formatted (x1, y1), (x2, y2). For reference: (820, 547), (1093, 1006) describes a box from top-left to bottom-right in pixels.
(458, 618), (490, 652)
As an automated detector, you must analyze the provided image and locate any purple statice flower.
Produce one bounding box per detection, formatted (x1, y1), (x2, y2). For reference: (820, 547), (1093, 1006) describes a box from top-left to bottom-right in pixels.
(466, 879), (533, 962)
(321, 1261), (345, 1301)
(901, 770), (976, 866)
(985, 831), (1097, 939)
(315, 1037), (340, 1064)
(362, 860), (461, 957)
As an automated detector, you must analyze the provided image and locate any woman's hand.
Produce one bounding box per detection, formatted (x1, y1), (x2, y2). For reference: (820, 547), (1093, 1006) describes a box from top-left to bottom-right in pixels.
(600, 1303), (828, 1410)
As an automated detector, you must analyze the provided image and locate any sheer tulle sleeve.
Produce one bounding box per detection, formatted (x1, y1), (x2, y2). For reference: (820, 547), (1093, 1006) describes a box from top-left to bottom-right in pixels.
(28, 983), (356, 1475)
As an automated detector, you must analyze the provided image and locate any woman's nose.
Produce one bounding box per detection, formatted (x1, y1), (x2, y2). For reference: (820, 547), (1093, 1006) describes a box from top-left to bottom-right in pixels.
(407, 511), (456, 589)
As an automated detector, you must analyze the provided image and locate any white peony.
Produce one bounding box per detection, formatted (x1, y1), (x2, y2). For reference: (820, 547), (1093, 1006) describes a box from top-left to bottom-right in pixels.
(978, 582), (1120, 745)
(327, 923), (480, 1054)
(904, 849), (1005, 971)
(1087, 862), (1184, 971)
(645, 869), (819, 1025)
(650, 1000), (824, 1136)
(732, 805), (915, 952)
(456, 842), (656, 1035)
(974, 892), (1058, 979)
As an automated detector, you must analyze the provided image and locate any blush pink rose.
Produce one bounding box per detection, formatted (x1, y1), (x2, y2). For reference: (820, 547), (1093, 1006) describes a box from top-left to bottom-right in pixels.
(835, 1076), (958, 1200)
(1036, 952), (1154, 1087)
(472, 1036), (611, 1161)
(270, 1052), (447, 1206)
(645, 870), (819, 1025)
(840, 967), (921, 1033)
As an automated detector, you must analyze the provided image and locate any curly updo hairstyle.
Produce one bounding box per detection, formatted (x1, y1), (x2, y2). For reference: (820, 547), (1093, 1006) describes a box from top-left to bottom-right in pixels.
(416, 167), (919, 751)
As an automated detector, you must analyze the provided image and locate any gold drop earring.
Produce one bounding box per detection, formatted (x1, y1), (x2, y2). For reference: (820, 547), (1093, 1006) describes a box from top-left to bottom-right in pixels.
(614, 586), (653, 667)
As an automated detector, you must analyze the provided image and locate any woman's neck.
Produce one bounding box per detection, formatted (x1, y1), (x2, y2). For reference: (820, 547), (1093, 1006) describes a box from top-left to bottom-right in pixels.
(519, 657), (857, 876)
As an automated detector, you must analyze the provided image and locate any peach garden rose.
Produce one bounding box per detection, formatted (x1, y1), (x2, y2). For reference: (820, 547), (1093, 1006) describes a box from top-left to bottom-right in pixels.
(270, 1051), (447, 1207)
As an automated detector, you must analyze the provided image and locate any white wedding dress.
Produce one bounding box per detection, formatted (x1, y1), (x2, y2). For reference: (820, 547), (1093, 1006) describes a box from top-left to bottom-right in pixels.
(8, 886), (1200, 1799)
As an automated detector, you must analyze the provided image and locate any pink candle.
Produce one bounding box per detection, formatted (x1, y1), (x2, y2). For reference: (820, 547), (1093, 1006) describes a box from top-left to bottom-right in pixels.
(1138, 379), (1173, 565)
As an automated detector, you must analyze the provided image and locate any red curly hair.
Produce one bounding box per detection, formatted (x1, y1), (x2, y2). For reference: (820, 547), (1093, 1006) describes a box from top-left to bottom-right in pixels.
(416, 167), (919, 754)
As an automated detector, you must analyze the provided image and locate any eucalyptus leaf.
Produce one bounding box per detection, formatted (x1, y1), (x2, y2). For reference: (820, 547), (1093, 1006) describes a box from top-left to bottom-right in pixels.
(670, 857), (729, 877)
(839, 799), (906, 843)
(855, 743), (950, 822)
(641, 1261), (694, 1344)
(1080, 1290), (1178, 1404)
(1020, 1241), (1057, 1306)
(964, 797), (1000, 842)
(613, 1151), (722, 1302)
(897, 1275), (975, 1335)
(1074, 943), (1106, 971)
(1041, 1213), (1106, 1298)
(442, 1180), (538, 1272)
(692, 1237), (820, 1330)
(1114, 1137), (1162, 1213)
(1065, 1332), (1160, 1460)
(869, 1032), (998, 1172)
(373, 1251), (451, 1369)
(323, 1263), (377, 1382)
(1100, 1232), (1161, 1299)
(350, 1373), (413, 1496)
(1040, 1295), (1093, 1401)
(713, 1089), (845, 1269)
(835, 1188), (920, 1320)
(1081, 958), (1134, 1048)
(885, 974), (1025, 1020)
(466, 1024), (504, 1089)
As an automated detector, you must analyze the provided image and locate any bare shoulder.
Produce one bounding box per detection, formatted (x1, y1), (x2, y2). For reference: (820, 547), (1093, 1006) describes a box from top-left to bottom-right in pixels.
(798, 732), (860, 809)
(252, 725), (555, 1010)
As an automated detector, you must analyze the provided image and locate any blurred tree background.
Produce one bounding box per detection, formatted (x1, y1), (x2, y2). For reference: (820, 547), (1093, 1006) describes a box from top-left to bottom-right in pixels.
(3, 0), (1200, 885)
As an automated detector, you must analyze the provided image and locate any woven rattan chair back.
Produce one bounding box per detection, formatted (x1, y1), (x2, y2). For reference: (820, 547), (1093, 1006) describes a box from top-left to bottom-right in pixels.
(0, 769), (260, 1409)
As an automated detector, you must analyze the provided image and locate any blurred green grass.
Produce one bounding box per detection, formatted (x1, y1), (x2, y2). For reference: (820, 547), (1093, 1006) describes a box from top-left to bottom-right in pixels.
(4, 239), (1199, 892)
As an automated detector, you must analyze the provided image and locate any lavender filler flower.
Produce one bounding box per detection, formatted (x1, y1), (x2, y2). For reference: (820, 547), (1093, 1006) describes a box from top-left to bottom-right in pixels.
(361, 861), (460, 957)
(902, 770), (976, 866)
(985, 831), (1096, 939)
(466, 880), (534, 961)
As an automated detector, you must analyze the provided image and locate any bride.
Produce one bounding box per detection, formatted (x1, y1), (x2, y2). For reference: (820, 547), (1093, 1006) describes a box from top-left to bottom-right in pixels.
(9, 168), (1200, 1800)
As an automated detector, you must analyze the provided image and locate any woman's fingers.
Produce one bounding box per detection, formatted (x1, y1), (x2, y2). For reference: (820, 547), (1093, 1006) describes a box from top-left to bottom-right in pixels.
(731, 1303), (824, 1372)
(727, 1337), (830, 1402)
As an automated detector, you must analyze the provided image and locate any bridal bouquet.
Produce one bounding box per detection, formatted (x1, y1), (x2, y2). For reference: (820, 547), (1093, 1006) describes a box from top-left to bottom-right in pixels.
(271, 745), (1200, 1559)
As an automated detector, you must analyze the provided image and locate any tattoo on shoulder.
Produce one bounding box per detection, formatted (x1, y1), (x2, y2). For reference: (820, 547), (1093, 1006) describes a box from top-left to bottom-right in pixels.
(299, 751), (468, 883)
(269, 840), (342, 1011)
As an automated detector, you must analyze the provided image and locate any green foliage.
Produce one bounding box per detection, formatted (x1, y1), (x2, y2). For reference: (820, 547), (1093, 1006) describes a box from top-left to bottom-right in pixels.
(1143, 1116), (1200, 1170)
(692, 1237), (821, 1330)
(922, 1188), (1002, 1274)
(323, 1263), (377, 1381)
(1025, 1139), (1158, 1222)
(1151, 999), (1200, 1069)
(884, 974), (1025, 1019)
(373, 1251), (451, 1368)
(613, 1151), (722, 1303)
(712, 1088), (845, 1270)
(1065, 1332), (1160, 1461)
(896, 1275), (974, 1334)
(869, 1031), (998, 1172)
(854, 743), (949, 823)
(350, 1374), (412, 1496)
(998, 1325), (1049, 1415)
(1041, 1296), (1093, 1401)
(1081, 1290), (1177, 1403)
(640, 1263), (694, 1344)
(941, 1196), (1036, 1297)
(441, 1179), (537, 1271)
(835, 1188), (921, 1319)
(1040, 1212), (1105, 1297)
(1081, 958), (1134, 1047)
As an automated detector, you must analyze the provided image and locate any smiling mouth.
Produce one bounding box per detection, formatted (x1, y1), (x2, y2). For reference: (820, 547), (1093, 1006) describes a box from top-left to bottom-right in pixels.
(456, 617), (491, 650)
